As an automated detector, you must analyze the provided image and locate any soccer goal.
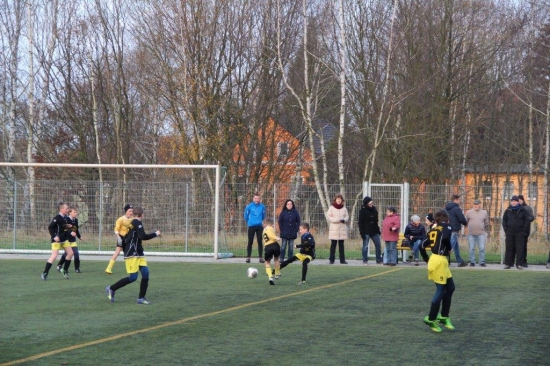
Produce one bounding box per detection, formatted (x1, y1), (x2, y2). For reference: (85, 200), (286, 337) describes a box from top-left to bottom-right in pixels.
(0, 163), (231, 259)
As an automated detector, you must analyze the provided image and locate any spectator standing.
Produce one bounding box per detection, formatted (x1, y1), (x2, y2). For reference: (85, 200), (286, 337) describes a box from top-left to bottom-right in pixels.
(502, 196), (530, 270)
(358, 196), (382, 264)
(404, 215), (426, 266)
(517, 195), (535, 267)
(278, 199), (301, 263)
(465, 200), (489, 267)
(327, 193), (349, 264)
(381, 207), (400, 266)
(244, 194), (266, 264)
(444, 194), (468, 267)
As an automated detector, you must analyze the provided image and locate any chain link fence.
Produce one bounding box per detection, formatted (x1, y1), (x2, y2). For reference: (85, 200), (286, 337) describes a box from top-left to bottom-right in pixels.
(1, 178), (548, 264)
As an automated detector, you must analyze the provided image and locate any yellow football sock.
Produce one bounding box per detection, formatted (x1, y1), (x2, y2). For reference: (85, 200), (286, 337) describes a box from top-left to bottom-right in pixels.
(275, 264), (281, 276)
(265, 267), (273, 278)
(106, 259), (115, 272)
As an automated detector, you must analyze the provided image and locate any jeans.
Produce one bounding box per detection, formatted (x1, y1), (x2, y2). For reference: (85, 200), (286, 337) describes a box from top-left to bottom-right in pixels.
(411, 239), (422, 260)
(450, 231), (464, 264)
(468, 234), (486, 264)
(280, 238), (294, 263)
(361, 234), (382, 263)
(385, 241), (397, 264)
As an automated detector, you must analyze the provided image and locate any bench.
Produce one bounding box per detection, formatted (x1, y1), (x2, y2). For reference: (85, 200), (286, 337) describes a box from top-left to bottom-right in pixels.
(396, 233), (430, 263)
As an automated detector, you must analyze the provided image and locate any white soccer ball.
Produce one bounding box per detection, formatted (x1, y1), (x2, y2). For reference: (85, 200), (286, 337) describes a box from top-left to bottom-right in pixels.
(247, 267), (258, 278)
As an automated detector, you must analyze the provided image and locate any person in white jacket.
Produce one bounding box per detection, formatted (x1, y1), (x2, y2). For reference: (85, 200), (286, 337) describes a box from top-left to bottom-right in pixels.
(327, 194), (349, 264)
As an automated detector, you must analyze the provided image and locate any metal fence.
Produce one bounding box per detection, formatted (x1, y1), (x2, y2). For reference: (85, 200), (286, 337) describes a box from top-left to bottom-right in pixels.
(1, 178), (549, 263)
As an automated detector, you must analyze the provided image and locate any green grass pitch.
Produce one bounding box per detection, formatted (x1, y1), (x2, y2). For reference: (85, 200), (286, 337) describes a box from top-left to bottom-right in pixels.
(0, 259), (548, 365)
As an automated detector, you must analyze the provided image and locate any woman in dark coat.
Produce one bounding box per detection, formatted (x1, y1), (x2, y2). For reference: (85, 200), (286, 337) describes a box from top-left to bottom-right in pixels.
(358, 196), (382, 264)
(278, 199), (301, 262)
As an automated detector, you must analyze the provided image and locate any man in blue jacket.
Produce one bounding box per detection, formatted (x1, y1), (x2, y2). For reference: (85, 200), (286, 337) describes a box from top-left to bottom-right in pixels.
(244, 194), (266, 263)
(444, 195), (468, 267)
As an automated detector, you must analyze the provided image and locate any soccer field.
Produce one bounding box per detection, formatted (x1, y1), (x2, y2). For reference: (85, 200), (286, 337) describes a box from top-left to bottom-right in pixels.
(0, 258), (548, 365)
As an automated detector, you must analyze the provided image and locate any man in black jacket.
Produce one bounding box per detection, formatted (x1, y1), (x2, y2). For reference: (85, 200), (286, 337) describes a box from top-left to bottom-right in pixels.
(444, 195), (468, 267)
(502, 196), (530, 270)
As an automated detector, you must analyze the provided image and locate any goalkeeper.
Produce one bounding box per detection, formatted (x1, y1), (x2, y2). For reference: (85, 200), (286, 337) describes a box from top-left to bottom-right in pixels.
(421, 210), (456, 333)
(279, 223), (316, 285)
(105, 204), (133, 274)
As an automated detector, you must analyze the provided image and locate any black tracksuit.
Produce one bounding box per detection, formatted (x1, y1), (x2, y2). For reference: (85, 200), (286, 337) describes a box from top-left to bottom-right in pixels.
(502, 205), (530, 267)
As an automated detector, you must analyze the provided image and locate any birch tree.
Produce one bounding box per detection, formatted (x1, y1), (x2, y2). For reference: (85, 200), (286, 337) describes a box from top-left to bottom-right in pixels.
(276, 0), (337, 214)
(0, 0), (24, 225)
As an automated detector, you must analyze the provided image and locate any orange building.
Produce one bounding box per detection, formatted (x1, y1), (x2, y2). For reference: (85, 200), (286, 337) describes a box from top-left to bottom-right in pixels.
(461, 165), (547, 233)
(232, 118), (312, 184)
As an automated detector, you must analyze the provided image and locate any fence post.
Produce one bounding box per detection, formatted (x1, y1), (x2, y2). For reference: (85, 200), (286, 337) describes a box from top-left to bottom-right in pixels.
(273, 184), (277, 221)
(12, 180), (17, 250)
(185, 182), (189, 252)
(99, 181), (103, 251)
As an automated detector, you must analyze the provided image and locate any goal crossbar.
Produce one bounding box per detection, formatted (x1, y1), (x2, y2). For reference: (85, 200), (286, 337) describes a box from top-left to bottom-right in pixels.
(0, 163), (226, 259)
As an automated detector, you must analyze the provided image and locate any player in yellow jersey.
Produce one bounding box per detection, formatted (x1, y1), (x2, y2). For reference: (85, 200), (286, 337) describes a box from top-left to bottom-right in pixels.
(262, 218), (281, 285)
(105, 204), (133, 274)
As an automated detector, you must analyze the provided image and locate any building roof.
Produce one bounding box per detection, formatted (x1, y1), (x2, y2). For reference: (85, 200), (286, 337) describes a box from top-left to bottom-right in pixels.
(464, 164), (544, 174)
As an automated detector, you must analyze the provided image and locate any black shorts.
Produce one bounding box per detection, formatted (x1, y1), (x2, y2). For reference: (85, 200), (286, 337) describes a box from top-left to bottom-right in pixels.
(264, 243), (281, 261)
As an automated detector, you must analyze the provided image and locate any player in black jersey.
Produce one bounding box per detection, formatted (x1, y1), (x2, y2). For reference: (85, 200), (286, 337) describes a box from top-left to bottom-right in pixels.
(41, 202), (74, 280)
(279, 223), (316, 285)
(420, 210), (456, 332)
(105, 206), (161, 305)
(57, 207), (82, 273)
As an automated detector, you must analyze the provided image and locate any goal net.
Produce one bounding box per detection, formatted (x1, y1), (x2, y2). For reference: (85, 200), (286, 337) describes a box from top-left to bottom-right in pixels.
(0, 163), (231, 259)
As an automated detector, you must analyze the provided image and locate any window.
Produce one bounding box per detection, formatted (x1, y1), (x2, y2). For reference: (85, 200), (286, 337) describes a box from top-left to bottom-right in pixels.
(482, 180), (492, 200)
(278, 142), (289, 159)
(528, 182), (537, 200)
(503, 181), (514, 199)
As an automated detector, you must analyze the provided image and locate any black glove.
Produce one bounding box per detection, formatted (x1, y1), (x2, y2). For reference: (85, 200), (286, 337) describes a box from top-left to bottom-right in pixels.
(339, 219), (345, 223)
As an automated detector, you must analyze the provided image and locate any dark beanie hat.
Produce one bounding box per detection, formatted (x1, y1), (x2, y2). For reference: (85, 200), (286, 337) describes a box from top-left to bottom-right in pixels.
(517, 194), (525, 201)
(510, 196), (519, 202)
(124, 204), (133, 212)
(363, 196), (373, 205)
(426, 213), (435, 224)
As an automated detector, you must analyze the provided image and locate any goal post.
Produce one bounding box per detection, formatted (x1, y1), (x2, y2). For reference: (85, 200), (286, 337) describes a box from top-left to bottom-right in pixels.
(0, 162), (232, 259)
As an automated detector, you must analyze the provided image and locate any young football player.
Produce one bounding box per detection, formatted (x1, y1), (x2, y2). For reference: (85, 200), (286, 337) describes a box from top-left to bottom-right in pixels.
(41, 202), (73, 280)
(421, 210), (456, 333)
(57, 207), (82, 273)
(279, 223), (316, 285)
(105, 204), (133, 274)
(262, 218), (281, 285)
(105, 206), (160, 305)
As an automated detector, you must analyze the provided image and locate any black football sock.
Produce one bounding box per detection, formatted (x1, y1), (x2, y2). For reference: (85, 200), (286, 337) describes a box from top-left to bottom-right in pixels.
(138, 278), (149, 299)
(43, 262), (53, 274)
(111, 277), (132, 291)
(63, 260), (72, 272)
(301, 259), (310, 282)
